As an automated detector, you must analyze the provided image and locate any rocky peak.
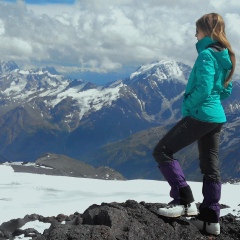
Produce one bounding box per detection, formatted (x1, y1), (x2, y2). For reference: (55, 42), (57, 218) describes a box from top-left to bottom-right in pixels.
(0, 60), (19, 75)
(128, 60), (188, 84)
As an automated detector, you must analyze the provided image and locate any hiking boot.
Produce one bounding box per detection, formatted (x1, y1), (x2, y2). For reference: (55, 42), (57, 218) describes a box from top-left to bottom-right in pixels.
(190, 217), (220, 235)
(190, 207), (220, 235)
(157, 202), (198, 218)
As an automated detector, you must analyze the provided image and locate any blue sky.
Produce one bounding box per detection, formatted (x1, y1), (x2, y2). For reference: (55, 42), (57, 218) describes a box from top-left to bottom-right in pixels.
(4, 0), (75, 4)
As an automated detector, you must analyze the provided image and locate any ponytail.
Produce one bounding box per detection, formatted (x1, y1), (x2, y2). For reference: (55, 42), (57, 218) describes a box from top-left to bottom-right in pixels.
(196, 13), (236, 87)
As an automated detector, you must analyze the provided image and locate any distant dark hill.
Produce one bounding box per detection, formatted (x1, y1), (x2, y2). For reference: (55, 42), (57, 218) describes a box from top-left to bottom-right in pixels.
(4, 153), (126, 180)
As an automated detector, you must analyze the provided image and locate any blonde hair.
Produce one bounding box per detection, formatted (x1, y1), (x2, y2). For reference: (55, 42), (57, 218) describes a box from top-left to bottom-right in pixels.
(196, 13), (235, 87)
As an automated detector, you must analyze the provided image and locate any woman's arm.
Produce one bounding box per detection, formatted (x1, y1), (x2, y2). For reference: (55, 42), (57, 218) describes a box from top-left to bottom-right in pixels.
(184, 51), (215, 108)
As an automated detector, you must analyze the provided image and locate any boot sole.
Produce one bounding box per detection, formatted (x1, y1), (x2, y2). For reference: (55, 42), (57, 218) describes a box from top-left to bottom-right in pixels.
(158, 211), (199, 218)
(166, 212), (198, 218)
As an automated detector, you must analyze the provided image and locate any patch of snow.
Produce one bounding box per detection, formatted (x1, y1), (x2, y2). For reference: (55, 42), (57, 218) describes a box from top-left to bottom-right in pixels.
(0, 165), (239, 229)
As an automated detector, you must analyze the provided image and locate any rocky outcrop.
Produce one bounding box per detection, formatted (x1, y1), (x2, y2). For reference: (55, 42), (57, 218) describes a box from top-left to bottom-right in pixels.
(0, 200), (239, 240)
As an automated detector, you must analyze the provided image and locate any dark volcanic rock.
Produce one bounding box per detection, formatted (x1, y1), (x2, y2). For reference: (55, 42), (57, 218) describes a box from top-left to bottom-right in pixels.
(40, 224), (114, 240)
(0, 200), (239, 240)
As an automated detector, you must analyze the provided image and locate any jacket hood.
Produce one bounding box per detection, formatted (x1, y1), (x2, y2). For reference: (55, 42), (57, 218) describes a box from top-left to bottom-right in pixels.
(196, 36), (232, 70)
(209, 48), (232, 70)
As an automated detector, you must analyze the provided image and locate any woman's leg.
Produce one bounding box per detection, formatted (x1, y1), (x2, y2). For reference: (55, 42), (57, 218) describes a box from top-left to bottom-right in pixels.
(197, 124), (223, 222)
(198, 124), (222, 182)
(153, 117), (221, 164)
(190, 124), (223, 235)
(152, 117), (221, 217)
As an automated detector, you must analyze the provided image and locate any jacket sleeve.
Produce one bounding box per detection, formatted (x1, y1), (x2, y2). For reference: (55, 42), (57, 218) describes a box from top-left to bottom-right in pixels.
(220, 81), (232, 100)
(183, 51), (215, 108)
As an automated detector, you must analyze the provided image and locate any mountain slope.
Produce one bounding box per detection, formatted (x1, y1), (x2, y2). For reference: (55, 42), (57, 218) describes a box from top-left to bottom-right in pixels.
(0, 60), (191, 161)
(85, 113), (240, 181)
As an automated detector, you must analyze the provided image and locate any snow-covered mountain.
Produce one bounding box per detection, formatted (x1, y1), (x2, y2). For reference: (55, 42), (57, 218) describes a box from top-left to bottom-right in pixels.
(0, 59), (239, 181)
(0, 60), (19, 75)
(0, 60), (190, 124)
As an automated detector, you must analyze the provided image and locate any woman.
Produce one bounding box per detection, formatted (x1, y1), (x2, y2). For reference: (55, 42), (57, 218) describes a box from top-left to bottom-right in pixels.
(152, 13), (235, 236)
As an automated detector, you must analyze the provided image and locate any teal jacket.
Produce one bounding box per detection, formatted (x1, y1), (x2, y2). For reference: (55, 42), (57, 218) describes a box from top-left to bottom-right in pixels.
(182, 36), (232, 123)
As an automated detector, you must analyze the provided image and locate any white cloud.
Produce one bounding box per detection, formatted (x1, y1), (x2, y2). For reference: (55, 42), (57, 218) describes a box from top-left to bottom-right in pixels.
(0, 19), (5, 35)
(0, 0), (240, 75)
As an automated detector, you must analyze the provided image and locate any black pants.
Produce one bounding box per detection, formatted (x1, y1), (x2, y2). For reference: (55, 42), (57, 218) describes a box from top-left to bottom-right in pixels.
(152, 117), (223, 181)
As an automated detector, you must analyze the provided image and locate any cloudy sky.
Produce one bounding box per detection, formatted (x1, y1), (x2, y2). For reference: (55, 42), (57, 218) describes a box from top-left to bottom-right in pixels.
(0, 0), (240, 81)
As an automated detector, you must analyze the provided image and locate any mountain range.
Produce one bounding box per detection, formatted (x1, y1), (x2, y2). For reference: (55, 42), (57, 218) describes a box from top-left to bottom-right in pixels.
(0, 59), (239, 181)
